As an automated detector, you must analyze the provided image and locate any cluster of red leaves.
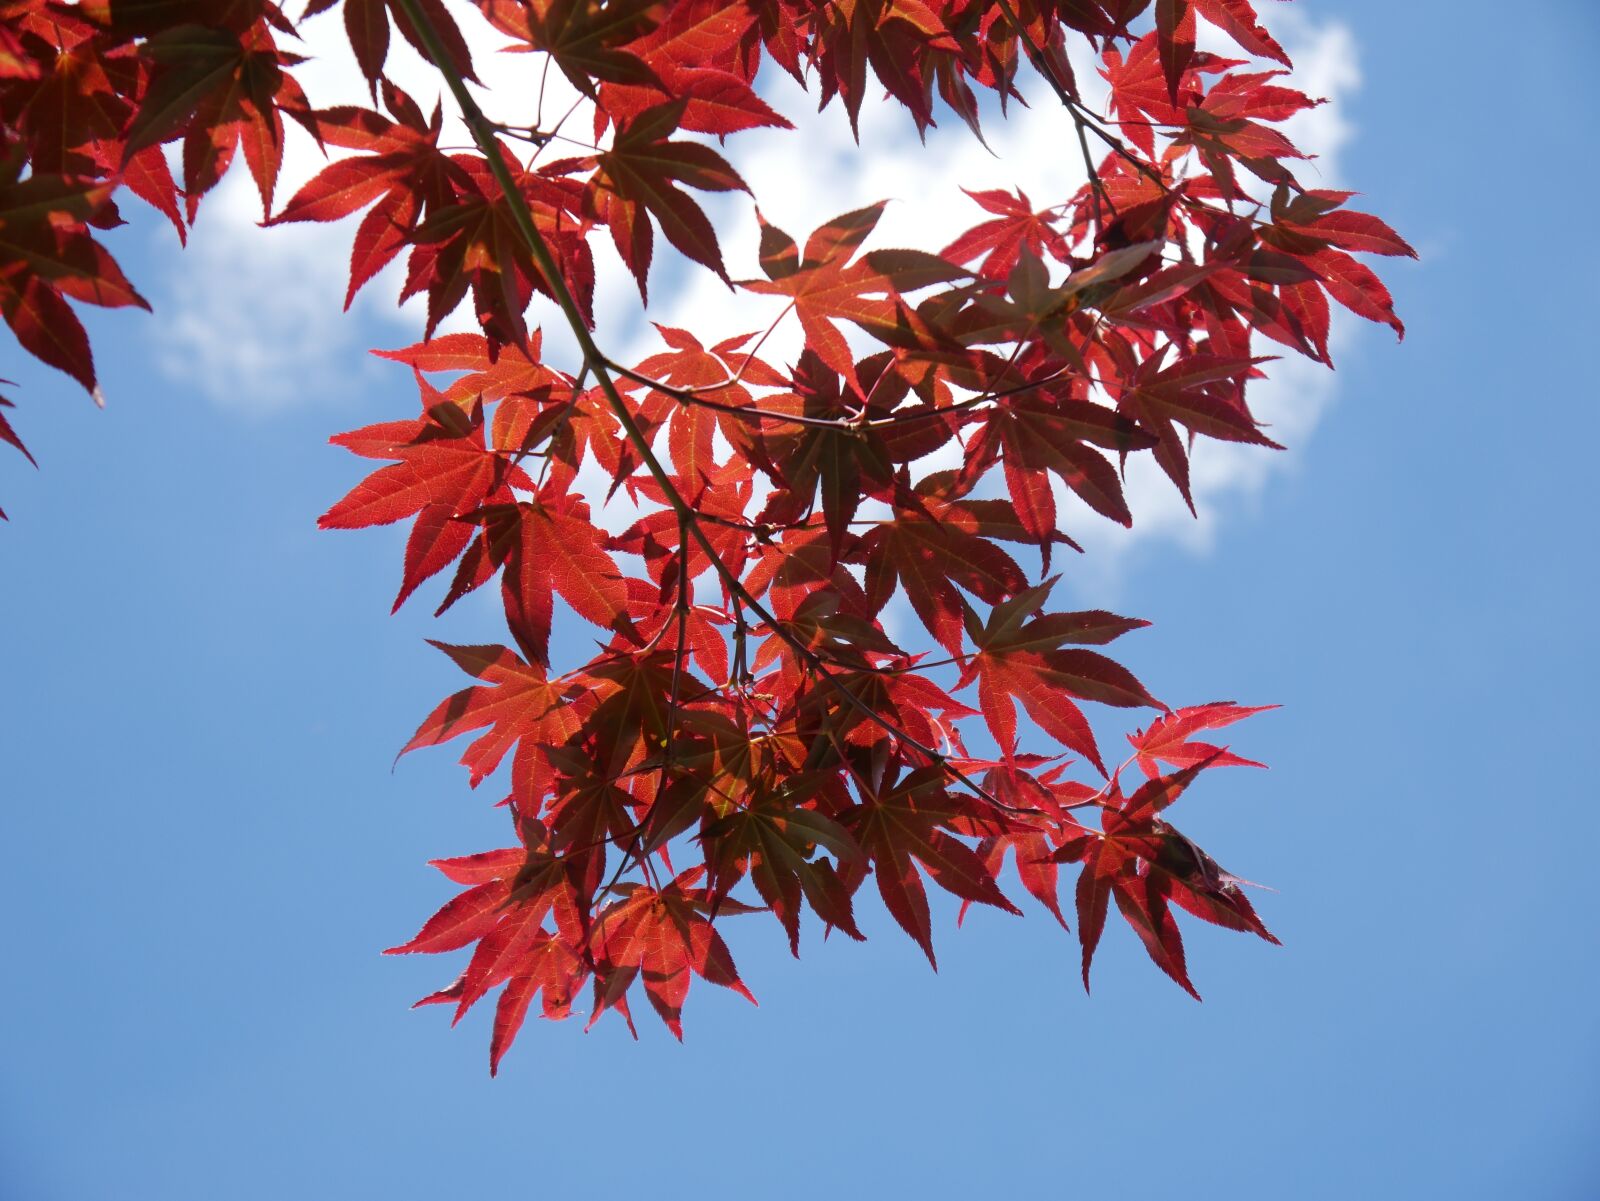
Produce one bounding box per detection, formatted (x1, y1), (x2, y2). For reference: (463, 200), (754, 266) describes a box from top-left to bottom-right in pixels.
(0, 0), (319, 512)
(0, 0), (1410, 1072)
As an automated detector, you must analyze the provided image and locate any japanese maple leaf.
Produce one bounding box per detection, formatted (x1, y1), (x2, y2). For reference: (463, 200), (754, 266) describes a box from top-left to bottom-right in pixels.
(302, 0), (476, 90)
(388, 827), (589, 1074)
(372, 330), (576, 459)
(1300, 246), (1406, 338)
(0, 390), (29, 463)
(402, 641), (589, 798)
(811, 662), (978, 761)
(0, 387), (33, 519)
(587, 866), (757, 1039)
(1154, 0), (1197, 103)
(1115, 347), (1282, 511)
(403, 149), (595, 349)
(739, 203), (963, 397)
(1192, 0), (1291, 66)
(1103, 32), (1238, 155)
(268, 83), (466, 308)
(1128, 700), (1276, 777)
(941, 187), (1071, 281)
(0, 170), (147, 395)
(475, 0), (666, 97)
(484, 930), (587, 1073)
(1267, 188), (1419, 260)
(859, 489), (1030, 658)
(742, 524), (874, 631)
(958, 756), (1101, 929)
(582, 99), (747, 296)
(972, 826), (1064, 927)
(840, 762), (1020, 967)
(755, 350), (896, 559)
(615, 474), (755, 595)
(953, 243), (1162, 367)
(701, 791), (867, 954)
(959, 391), (1159, 535)
(97, 0), (286, 39)
(597, 65), (790, 137)
(1241, 188), (1414, 338)
(122, 16), (319, 217)
(807, 0), (958, 134)
(317, 403), (524, 531)
(389, 822), (580, 967)
(491, 492), (640, 667)
(1175, 70), (1319, 191)
(14, 35), (129, 176)
(958, 580), (1158, 773)
(1052, 758), (1277, 996)
(617, 324), (784, 490)
(620, 0), (755, 75)
(318, 399), (542, 611)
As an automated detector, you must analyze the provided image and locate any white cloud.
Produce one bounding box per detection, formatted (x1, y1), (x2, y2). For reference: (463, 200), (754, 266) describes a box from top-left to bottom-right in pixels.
(152, 4), (1365, 575)
(150, 169), (399, 413)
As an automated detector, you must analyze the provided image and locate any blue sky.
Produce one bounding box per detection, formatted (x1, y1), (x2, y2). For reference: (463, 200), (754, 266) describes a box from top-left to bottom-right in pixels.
(2, 2), (1597, 1198)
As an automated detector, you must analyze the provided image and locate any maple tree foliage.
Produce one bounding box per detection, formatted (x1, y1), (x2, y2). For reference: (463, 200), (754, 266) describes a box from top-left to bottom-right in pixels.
(0, 0), (1412, 1070)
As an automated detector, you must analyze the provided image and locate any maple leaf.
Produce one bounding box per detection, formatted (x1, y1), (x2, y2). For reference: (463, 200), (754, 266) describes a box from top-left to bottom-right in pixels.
(1050, 755), (1278, 996)
(402, 641), (589, 796)
(1115, 347), (1283, 511)
(476, 0), (667, 98)
(615, 323), (786, 492)
(402, 147), (596, 349)
(1301, 245), (1406, 338)
(752, 351), (897, 559)
(739, 203), (964, 397)
(960, 391), (1159, 534)
(1268, 189), (1418, 260)
(307, 0), (477, 90)
(701, 792), (867, 954)
(0, 169), (147, 395)
(959, 579), (1158, 774)
(859, 488), (1030, 658)
(317, 402), (525, 532)
(485, 932), (587, 1073)
(1128, 700), (1276, 778)
(122, 16), (319, 216)
(1192, 0), (1291, 67)
(583, 99), (748, 295)
(941, 188), (1071, 281)
(598, 65), (791, 137)
(841, 761), (1020, 968)
(807, 0), (959, 135)
(0, 385), (33, 518)
(621, 0), (754, 76)
(1155, 0), (1197, 103)
(0, 389), (31, 462)
(389, 822), (591, 1074)
(371, 330), (578, 462)
(500, 493), (641, 667)
(588, 867), (757, 1039)
(267, 85), (465, 307)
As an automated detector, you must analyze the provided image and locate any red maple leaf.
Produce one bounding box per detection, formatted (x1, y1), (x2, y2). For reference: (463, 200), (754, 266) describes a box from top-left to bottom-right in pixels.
(587, 866), (758, 1039)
